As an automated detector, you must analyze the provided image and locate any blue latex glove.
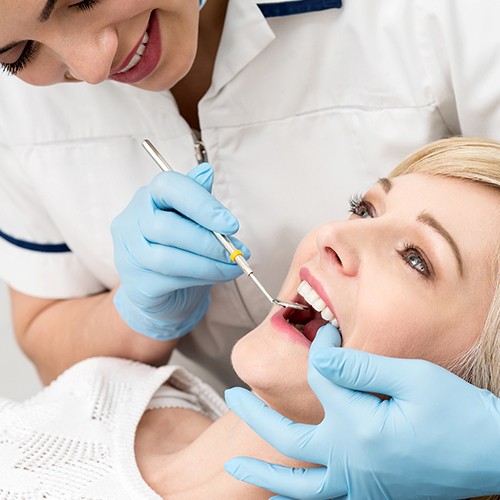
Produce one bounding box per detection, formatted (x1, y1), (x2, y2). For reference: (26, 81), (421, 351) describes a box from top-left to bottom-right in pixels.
(225, 324), (500, 499)
(111, 162), (249, 340)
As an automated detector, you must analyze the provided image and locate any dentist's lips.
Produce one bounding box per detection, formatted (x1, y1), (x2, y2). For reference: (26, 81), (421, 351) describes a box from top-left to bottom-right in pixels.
(109, 10), (161, 84)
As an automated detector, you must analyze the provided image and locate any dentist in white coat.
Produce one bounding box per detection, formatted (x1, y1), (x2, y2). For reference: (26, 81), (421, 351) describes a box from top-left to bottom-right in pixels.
(0, 0), (499, 497)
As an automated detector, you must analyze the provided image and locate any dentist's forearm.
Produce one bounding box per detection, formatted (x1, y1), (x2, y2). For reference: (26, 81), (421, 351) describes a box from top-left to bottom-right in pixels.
(9, 286), (179, 384)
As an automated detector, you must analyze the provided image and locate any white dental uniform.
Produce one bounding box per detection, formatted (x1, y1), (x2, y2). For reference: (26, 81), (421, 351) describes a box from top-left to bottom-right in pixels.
(1, 0), (500, 386)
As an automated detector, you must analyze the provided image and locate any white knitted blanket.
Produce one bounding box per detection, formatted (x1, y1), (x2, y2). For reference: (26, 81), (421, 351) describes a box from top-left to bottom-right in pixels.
(0, 357), (226, 499)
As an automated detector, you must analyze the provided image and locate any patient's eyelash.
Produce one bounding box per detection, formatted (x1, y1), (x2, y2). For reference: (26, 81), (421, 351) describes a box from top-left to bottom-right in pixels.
(348, 194), (374, 219)
(399, 242), (433, 279)
(1, 41), (39, 76)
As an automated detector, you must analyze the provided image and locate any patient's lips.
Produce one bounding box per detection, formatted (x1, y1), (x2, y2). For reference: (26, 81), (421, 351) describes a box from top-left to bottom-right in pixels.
(272, 271), (341, 344)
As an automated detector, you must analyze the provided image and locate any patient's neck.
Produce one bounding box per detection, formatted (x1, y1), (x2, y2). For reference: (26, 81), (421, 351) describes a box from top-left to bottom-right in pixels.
(136, 407), (308, 499)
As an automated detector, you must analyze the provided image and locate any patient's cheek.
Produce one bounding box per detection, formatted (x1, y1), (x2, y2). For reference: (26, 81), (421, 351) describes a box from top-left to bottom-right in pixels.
(292, 230), (321, 265)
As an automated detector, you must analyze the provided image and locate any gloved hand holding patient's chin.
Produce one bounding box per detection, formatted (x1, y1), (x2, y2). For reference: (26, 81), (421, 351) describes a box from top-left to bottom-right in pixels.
(225, 323), (500, 500)
(111, 163), (249, 340)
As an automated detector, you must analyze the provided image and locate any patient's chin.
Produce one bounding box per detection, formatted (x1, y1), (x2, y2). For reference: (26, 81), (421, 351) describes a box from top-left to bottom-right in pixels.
(252, 388), (325, 426)
(230, 335), (270, 389)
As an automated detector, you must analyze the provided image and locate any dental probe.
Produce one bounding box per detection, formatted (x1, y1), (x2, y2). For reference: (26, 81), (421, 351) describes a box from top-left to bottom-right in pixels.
(142, 139), (308, 311)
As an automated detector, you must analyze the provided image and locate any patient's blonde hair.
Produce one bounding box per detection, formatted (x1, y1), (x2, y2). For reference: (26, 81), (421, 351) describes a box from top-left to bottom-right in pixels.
(390, 137), (500, 401)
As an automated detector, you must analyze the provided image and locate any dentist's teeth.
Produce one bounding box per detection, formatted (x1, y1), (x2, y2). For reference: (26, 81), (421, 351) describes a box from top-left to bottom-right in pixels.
(123, 53), (141, 72)
(136, 42), (147, 56)
(119, 31), (150, 73)
(297, 280), (339, 329)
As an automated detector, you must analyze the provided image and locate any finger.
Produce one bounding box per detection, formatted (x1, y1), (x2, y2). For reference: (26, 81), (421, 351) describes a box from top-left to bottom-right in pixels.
(312, 347), (424, 400)
(225, 457), (346, 500)
(124, 271), (221, 298)
(225, 388), (320, 463)
(149, 170), (239, 235)
(134, 245), (245, 283)
(311, 323), (342, 352)
(140, 211), (250, 263)
(306, 324), (370, 410)
(187, 162), (214, 193)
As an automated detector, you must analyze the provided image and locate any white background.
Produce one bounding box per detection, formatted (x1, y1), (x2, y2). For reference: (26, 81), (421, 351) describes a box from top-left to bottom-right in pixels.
(0, 280), (41, 400)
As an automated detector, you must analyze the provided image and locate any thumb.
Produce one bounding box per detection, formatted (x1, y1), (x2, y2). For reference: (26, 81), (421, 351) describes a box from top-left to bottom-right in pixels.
(312, 348), (422, 399)
(310, 323), (342, 354)
(307, 324), (367, 409)
(187, 162), (214, 193)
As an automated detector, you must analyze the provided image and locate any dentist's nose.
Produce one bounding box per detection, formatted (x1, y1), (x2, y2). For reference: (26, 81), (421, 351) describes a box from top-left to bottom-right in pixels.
(317, 221), (361, 277)
(63, 29), (117, 84)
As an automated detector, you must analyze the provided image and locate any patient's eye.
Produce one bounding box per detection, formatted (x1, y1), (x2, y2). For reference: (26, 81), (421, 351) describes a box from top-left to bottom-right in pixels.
(348, 194), (374, 219)
(399, 243), (433, 278)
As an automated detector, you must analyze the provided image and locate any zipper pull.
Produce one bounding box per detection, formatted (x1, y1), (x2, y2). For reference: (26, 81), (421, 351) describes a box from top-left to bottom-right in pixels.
(194, 139), (209, 164)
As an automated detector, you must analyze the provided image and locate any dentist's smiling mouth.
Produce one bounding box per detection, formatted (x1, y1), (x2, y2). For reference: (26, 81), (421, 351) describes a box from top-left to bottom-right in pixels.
(279, 279), (341, 343)
(117, 31), (150, 74)
(109, 10), (162, 84)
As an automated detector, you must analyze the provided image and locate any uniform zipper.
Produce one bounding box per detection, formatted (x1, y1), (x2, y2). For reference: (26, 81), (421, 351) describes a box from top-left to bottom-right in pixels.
(194, 139), (209, 164)
(192, 135), (259, 327)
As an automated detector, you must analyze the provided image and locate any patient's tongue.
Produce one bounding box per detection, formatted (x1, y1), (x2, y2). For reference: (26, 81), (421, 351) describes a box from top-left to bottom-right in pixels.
(303, 318), (329, 342)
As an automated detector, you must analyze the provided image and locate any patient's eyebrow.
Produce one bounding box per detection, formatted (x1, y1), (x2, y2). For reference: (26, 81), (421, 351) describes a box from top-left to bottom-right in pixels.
(377, 177), (392, 193)
(417, 211), (464, 277)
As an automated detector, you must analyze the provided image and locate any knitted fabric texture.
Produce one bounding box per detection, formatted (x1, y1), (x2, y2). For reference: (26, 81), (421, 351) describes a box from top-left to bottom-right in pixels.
(0, 357), (227, 498)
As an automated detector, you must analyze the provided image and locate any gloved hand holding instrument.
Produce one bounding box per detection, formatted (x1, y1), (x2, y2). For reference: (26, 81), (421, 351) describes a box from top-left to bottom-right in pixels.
(112, 140), (305, 341)
(111, 147), (249, 340)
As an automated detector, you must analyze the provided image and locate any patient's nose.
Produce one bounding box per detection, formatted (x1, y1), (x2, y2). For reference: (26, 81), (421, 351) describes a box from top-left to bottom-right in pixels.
(316, 221), (361, 277)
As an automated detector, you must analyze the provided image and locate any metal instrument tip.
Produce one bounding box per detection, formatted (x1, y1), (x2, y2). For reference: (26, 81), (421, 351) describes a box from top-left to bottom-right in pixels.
(272, 299), (309, 311)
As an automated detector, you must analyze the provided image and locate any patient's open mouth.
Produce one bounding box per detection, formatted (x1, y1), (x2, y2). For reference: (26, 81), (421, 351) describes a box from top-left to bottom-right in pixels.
(282, 280), (341, 343)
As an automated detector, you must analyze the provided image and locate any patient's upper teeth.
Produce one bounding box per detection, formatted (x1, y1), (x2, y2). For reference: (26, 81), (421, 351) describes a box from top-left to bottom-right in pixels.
(297, 279), (340, 329)
(298, 280), (312, 297)
(304, 289), (321, 309)
(311, 297), (326, 312)
(321, 307), (334, 322)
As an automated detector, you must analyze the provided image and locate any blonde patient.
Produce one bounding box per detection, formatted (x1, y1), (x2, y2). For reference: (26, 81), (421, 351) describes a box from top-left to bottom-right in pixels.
(0, 137), (498, 498)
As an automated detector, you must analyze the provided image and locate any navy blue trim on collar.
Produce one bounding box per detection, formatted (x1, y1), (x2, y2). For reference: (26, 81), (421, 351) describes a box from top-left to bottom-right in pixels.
(0, 229), (71, 253)
(258, 0), (341, 18)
